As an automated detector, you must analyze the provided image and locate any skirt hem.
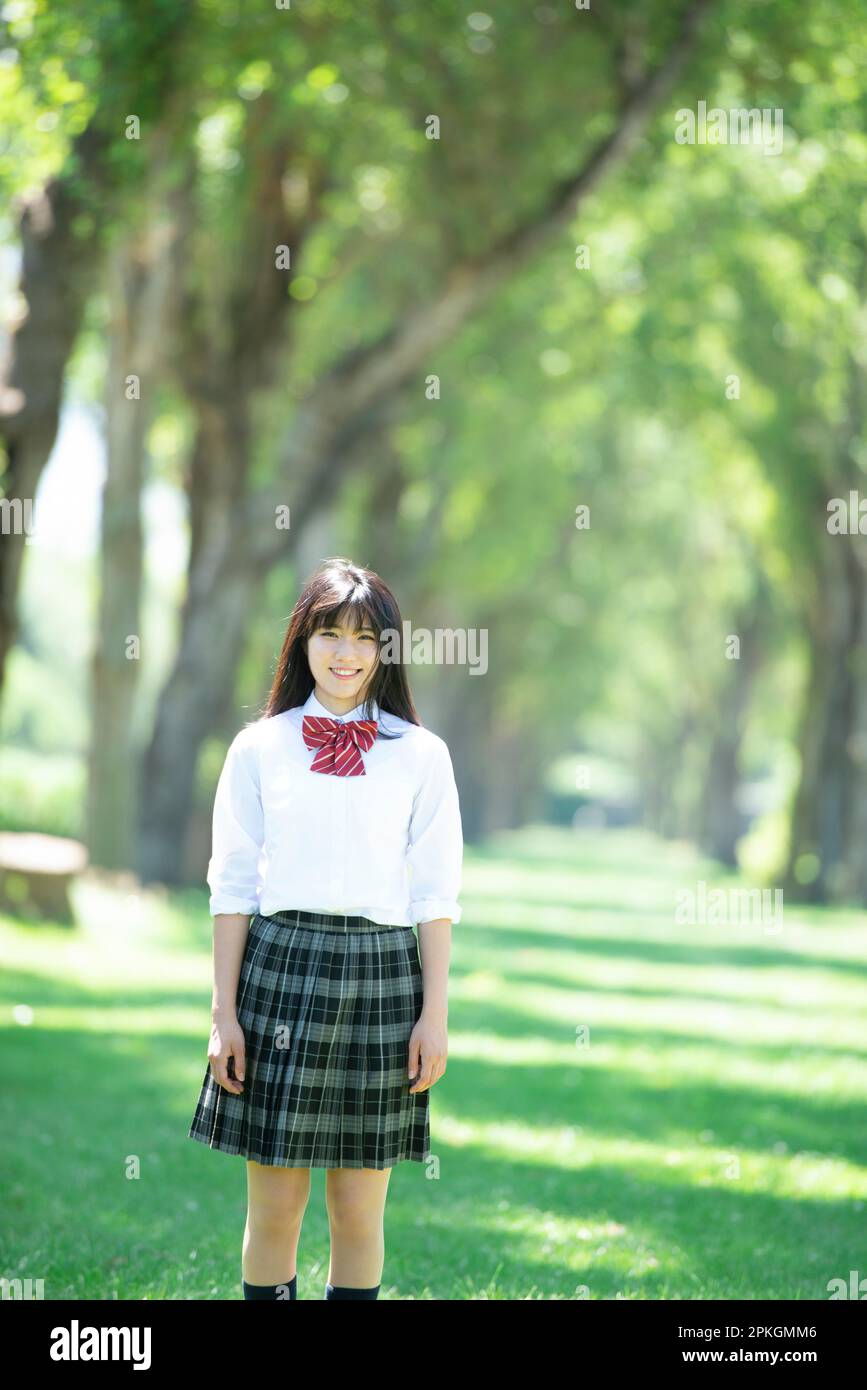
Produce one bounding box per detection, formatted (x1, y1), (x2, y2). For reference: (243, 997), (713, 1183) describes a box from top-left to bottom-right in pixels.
(187, 1128), (426, 1169)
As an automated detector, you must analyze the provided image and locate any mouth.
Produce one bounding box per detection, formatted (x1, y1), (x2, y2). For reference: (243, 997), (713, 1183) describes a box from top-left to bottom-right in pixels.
(330, 667), (362, 680)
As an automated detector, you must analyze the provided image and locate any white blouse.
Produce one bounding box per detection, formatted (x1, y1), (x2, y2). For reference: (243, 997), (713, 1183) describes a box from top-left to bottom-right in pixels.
(207, 689), (463, 926)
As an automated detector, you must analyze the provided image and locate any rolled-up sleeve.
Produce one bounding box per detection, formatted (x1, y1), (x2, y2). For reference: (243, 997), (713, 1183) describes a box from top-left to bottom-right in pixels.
(207, 728), (265, 916)
(407, 736), (463, 925)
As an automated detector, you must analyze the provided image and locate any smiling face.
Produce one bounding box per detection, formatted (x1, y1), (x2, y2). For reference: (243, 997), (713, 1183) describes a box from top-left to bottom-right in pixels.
(305, 609), (380, 716)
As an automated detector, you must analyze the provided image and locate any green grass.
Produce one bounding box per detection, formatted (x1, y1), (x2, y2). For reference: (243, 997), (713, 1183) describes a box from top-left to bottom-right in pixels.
(1, 825), (865, 1300)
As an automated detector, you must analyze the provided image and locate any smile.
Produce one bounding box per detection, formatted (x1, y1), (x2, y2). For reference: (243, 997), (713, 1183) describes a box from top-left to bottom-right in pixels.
(330, 667), (361, 678)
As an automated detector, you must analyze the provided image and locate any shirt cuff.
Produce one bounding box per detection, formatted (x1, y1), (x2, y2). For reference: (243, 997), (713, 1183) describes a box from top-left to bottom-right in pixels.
(411, 898), (461, 925)
(209, 892), (260, 916)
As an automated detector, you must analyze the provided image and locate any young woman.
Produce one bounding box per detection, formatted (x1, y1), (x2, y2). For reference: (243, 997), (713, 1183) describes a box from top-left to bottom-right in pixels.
(188, 556), (463, 1301)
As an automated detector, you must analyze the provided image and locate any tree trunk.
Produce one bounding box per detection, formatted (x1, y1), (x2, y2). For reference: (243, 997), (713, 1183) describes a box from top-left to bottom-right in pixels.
(639, 717), (698, 841)
(784, 273), (867, 905)
(480, 716), (545, 836)
(0, 135), (108, 690)
(86, 212), (177, 869)
(429, 668), (489, 843)
(784, 525), (867, 902)
(136, 417), (261, 886)
(0, 1), (197, 695)
(697, 578), (770, 865)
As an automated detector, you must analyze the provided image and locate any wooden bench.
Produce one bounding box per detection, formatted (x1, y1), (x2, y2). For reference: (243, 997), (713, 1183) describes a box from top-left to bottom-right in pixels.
(0, 832), (88, 923)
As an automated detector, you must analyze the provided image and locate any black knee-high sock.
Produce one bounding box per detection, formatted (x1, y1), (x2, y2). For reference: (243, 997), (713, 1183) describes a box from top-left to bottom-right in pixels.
(325, 1282), (380, 1300)
(243, 1275), (297, 1300)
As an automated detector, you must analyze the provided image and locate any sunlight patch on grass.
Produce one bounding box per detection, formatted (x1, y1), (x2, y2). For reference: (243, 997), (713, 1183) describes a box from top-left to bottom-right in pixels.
(431, 1117), (867, 1198)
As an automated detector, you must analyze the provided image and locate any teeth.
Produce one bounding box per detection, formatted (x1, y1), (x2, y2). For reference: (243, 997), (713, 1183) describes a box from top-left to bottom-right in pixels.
(332, 668), (359, 675)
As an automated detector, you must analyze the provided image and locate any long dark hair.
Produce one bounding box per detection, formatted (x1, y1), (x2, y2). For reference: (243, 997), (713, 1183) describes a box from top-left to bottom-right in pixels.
(259, 557), (421, 738)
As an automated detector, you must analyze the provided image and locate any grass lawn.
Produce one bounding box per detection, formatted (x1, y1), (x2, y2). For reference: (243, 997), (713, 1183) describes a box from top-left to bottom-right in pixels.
(1, 824), (865, 1300)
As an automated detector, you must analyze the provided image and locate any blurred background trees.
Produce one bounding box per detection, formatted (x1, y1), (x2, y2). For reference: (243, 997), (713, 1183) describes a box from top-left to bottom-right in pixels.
(2, 0), (867, 904)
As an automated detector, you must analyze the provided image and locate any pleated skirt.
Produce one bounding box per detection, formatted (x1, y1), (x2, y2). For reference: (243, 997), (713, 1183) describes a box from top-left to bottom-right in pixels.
(188, 908), (430, 1170)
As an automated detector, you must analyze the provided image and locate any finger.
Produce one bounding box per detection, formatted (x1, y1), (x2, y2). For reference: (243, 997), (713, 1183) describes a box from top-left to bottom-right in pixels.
(427, 1056), (441, 1083)
(407, 1035), (421, 1080)
(410, 1059), (435, 1093)
(234, 1040), (246, 1084)
(218, 1056), (242, 1095)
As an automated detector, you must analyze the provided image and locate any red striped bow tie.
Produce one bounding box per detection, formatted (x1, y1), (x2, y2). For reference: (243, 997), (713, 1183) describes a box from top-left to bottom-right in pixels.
(302, 714), (378, 776)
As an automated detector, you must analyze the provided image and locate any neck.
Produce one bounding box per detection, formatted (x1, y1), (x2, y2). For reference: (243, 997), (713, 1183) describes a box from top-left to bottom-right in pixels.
(313, 683), (370, 718)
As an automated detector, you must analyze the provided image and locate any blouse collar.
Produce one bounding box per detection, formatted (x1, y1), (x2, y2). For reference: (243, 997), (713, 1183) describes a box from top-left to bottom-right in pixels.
(302, 689), (380, 723)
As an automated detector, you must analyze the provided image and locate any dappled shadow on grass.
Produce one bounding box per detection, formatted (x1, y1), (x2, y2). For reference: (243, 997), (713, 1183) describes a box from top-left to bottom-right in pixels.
(4, 1015), (860, 1299)
(480, 969), (867, 1026)
(435, 1050), (867, 1168)
(4, 822), (866, 1299)
(381, 1156), (859, 1299)
(0, 964), (213, 1016)
(463, 897), (676, 920)
(6, 914), (867, 1041)
(5, 913), (865, 1180)
(4, 958), (862, 1055)
(455, 921), (867, 983)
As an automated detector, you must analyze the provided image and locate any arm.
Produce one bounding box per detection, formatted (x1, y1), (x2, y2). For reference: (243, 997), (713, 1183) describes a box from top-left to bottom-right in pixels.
(406, 736), (463, 933)
(212, 911), (252, 1022)
(417, 917), (451, 1020)
(409, 919), (452, 1093)
(209, 912), (251, 1095)
(207, 727), (265, 918)
(406, 738), (463, 1092)
(205, 729), (264, 1092)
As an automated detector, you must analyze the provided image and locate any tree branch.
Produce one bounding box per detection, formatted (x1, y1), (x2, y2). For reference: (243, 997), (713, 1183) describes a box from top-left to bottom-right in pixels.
(251, 0), (716, 567)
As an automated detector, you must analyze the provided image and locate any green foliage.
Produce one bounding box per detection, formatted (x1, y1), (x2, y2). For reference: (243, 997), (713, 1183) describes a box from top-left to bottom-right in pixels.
(0, 746), (84, 836)
(3, 0), (867, 860)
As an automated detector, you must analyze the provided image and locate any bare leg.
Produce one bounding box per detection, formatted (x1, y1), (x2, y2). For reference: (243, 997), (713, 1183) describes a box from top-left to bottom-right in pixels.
(324, 1167), (392, 1288)
(243, 1160), (311, 1284)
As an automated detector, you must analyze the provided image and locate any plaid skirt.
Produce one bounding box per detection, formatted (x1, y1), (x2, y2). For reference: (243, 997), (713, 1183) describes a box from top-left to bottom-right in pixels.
(188, 909), (430, 1170)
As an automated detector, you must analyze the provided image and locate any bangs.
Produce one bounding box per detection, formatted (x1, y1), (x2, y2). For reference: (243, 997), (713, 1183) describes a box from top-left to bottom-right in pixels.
(315, 598), (381, 634)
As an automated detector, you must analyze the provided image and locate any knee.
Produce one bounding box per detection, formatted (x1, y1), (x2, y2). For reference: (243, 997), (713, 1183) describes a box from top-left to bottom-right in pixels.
(248, 1189), (308, 1234)
(327, 1192), (383, 1240)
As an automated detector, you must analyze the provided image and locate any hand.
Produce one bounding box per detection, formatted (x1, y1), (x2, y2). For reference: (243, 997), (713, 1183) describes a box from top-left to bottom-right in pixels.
(208, 1014), (246, 1095)
(407, 1011), (447, 1094)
